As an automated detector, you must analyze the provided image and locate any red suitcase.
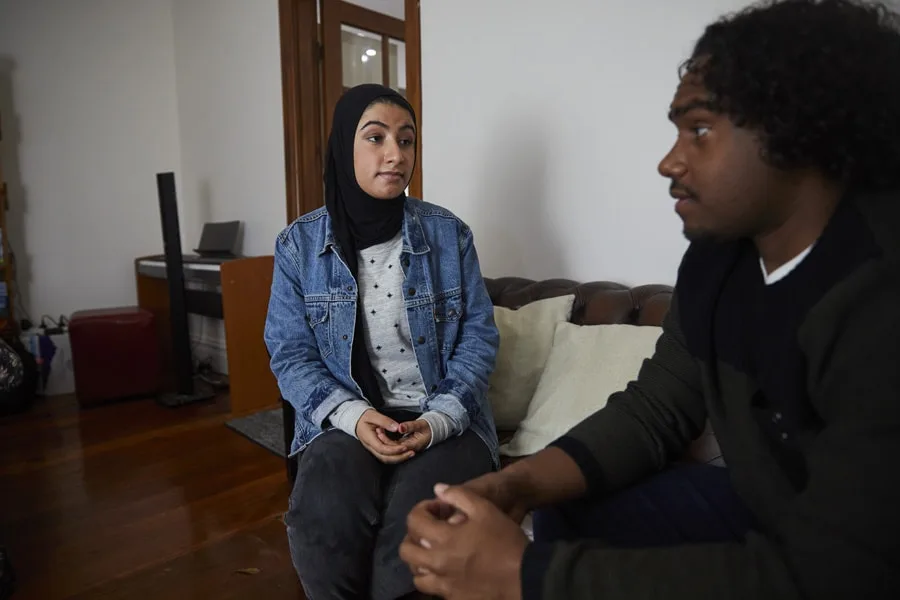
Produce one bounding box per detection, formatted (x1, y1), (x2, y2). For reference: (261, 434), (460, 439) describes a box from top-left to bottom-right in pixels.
(69, 307), (160, 407)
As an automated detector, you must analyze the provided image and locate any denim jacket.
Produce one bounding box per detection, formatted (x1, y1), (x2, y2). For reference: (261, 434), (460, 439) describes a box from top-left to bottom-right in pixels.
(264, 198), (501, 466)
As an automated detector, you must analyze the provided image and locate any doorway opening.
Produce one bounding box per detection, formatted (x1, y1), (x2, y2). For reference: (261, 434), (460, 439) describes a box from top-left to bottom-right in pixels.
(279, 0), (422, 223)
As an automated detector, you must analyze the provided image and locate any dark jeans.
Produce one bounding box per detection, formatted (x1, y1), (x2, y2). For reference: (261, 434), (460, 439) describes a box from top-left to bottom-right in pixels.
(533, 464), (757, 547)
(285, 412), (493, 600)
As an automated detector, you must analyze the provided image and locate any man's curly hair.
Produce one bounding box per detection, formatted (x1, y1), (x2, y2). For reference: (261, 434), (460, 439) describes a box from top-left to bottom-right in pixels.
(683, 0), (900, 192)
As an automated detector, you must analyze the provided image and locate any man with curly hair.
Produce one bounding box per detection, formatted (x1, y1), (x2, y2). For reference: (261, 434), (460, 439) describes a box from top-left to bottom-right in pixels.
(399, 1), (900, 598)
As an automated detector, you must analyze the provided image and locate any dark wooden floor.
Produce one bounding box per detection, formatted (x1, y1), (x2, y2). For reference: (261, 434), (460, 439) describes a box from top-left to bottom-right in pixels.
(0, 393), (303, 599)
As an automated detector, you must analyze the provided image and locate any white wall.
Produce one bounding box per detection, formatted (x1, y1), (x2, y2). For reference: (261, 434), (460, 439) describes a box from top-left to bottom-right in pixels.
(345, 0), (405, 20)
(0, 0), (286, 371)
(170, 0), (285, 368)
(421, 0), (754, 286)
(0, 0), (182, 320)
(171, 0), (286, 259)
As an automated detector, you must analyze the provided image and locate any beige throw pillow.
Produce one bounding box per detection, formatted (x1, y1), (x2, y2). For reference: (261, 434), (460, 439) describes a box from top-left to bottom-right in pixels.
(501, 322), (662, 457)
(487, 295), (575, 429)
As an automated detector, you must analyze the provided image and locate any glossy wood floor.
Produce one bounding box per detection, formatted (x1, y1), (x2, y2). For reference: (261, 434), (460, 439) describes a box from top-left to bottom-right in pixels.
(0, 393), (303, 599)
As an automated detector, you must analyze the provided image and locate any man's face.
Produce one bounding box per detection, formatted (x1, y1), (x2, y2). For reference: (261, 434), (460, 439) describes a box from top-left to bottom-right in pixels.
(658, 74), (786, 242)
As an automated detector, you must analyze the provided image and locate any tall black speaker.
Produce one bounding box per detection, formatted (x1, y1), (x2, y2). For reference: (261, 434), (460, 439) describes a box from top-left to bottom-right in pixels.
(155, 172), (214, 407)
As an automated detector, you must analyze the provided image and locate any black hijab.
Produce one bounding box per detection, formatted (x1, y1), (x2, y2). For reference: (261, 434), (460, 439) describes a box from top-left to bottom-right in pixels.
(324, 83), (417, 408)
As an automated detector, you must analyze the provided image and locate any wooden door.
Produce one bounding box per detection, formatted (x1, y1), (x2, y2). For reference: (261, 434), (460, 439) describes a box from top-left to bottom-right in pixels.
(321, 0), (406, 140)
(278, 0), (421, 221)
(404, 0), (421, 198)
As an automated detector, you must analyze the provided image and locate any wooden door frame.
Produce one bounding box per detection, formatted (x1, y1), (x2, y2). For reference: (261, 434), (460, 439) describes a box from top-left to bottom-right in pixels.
(322, 1), (405, 144)
(279, 0), (322, 222)
(404, 0), (422, 199)
(278, 0), (423, 223)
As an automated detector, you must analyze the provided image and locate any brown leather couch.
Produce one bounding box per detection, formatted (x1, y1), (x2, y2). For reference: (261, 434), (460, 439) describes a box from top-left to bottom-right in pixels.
(484, 276), (720, 465)
(484, 276), (673, 327)
(282, 276), (717, 482)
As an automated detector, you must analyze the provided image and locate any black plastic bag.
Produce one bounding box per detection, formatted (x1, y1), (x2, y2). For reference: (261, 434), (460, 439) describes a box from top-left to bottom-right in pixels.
(0, 545), (15, 599)
(0, 335), (38, 416)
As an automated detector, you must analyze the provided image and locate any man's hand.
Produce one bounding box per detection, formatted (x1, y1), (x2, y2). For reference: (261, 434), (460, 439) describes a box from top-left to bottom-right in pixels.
(450, 472), (531, 525)
(434, 446), (588, 528)
(355, 409), (415, 464)
(445, 446), (587, 527)
(400, 484), (529, 600)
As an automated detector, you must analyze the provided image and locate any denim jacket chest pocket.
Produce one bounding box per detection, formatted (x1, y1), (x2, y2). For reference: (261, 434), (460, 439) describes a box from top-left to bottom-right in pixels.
(303, 296), (333, 359)
(432, 290), (464, 352)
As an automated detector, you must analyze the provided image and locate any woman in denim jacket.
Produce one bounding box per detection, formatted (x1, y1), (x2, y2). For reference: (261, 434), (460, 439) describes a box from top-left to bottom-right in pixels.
(264, 84), (500, 600)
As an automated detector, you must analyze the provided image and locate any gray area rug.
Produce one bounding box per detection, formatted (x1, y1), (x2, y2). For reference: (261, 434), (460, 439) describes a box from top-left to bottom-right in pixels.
(225, 407), (285, 457)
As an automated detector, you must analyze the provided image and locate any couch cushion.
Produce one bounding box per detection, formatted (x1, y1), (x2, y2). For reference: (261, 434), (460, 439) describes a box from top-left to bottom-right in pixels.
(484, 277), (673, 327)
(501, 322), (662, 457)
(485, 277), (724, 466)
(487, 295), (575, 429)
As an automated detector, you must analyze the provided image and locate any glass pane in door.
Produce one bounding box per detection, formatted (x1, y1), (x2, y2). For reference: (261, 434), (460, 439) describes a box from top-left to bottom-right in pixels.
(342, 25), (384, 90)
(389, 38), (406, 97)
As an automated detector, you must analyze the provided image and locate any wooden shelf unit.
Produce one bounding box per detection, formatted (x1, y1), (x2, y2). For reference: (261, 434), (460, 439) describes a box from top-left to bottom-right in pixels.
(0, 110), (16, 339)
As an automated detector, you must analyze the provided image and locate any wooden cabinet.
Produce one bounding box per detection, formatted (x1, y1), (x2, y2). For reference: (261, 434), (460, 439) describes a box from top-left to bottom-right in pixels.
(0, 110), (16, 338)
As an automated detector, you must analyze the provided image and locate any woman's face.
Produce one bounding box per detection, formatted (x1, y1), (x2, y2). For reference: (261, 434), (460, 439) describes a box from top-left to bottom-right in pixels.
(353, 101), (416, 199)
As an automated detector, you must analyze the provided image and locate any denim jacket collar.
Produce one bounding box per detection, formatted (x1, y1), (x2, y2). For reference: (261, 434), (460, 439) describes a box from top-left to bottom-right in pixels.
(318, 199), (430, 257)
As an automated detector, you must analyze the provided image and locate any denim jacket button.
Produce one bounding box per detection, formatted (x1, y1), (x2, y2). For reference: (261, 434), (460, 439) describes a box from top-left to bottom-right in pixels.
(342, 335), (348, 340)
(417, 336), (426, 344)
(346, 285), (353, 292)
(430, 384), (437, 392)
(408, 288), (416, 297)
